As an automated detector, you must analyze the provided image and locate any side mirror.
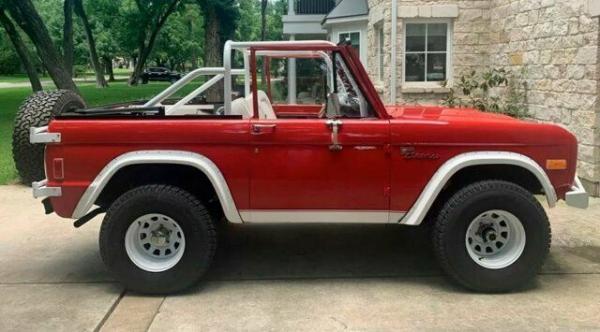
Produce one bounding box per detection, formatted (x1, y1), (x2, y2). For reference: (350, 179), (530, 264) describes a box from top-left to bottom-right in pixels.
(326, 92), (341, 118)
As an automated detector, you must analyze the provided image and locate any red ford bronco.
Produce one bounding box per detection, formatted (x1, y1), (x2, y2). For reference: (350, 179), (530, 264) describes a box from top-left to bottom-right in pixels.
(19, 41), (588, 294)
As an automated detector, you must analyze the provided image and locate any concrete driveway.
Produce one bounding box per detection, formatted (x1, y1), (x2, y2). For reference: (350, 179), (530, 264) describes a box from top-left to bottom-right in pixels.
(1, 184), (599, 331)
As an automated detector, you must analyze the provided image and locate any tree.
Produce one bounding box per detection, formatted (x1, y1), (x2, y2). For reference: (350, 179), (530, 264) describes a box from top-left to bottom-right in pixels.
(2, 0), (78, 92)
(260, 0), (267, 40)
(152, 4), (203, 71)
(73, 0), (107, 87)
(128, 0), (182, 85)
(85, 0), (120, 82)
(63, 0), (74, 76)
(0, 9), (42, 91)
(197, 0), (239, 100)
(235, 0), (259, 41)
(265, 0), (285, 41)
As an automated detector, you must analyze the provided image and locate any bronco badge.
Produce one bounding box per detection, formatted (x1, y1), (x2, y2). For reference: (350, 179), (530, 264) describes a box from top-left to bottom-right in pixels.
(400, 146), (440, 160)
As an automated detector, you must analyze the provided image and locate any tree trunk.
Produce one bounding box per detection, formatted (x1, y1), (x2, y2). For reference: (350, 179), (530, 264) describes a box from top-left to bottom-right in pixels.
(204, 6), (223, 101)
(5, 0), (79, 93)
(188, 19), (198, 69)
(103, 56), (114, 82)
(73, 0), (107, 87)
(259, 0), (268, 91)
(260, 0), (267, 41)
(129, 0), (180, 85)
(63, 0), (74, 77)
(191, 48), (198, 69)
(0, 10), (42, 92)
(129, 34), (149, 85)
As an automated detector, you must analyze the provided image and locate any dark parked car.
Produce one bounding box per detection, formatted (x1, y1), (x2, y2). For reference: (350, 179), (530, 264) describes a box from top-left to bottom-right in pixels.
(140, 67), (181, 84)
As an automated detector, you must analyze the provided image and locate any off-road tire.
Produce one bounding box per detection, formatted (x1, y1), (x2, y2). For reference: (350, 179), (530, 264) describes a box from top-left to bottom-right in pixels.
(432, 180), (551, 292)
(12, 90), (85, 184)
(99, 185), (217, 294)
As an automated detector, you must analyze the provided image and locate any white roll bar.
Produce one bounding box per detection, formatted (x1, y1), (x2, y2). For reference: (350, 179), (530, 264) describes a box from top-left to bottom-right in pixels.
(140, 40), (337, 116)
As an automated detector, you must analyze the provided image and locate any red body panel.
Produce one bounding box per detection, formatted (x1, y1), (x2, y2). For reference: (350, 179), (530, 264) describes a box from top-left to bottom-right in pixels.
(46, 119), (251, 217)
(387, 106), (576, 210)
(42, 45), (578, 219)
(249, 118), (389, 210)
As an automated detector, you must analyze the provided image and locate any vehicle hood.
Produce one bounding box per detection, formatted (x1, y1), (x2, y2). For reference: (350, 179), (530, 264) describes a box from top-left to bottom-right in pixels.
(385, 105), (577, 148)
(386, 105), (519, 123)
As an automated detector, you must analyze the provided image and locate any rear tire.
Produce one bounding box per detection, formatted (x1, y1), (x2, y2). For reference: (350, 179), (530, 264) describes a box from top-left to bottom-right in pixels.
(99, 185), (217, 294)
(12, 90), (85, 184)
(432, 180), (551, 292)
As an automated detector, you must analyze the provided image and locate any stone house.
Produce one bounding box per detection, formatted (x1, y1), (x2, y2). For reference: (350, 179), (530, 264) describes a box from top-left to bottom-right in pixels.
(283, 0), (600, 196)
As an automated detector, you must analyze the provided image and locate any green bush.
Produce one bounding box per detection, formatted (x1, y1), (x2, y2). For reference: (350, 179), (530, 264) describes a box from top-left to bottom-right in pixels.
(442, 68), (529, 118)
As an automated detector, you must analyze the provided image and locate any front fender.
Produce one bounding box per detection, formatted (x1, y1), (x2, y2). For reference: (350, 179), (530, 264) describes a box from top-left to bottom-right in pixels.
(399, 151), (557, 226)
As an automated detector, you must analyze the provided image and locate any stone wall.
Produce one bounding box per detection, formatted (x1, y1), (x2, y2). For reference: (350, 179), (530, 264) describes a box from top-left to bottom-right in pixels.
(366, 0), (600, 195)
(488, 0), (600, 194)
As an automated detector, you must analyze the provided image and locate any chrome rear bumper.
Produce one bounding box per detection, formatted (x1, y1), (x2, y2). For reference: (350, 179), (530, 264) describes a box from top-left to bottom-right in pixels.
(32, 179), (62, 199)
(565, 176), (589, 209)
(30, 126), (61, 144)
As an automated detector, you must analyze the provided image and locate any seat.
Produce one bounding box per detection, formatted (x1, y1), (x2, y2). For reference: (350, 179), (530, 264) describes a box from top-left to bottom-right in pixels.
(246, 90), (277, 119)
(230, 97), (252, 119)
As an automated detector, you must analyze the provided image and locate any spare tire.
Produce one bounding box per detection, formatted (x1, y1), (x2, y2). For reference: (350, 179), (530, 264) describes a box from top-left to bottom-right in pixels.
(12, 90), (86, 185)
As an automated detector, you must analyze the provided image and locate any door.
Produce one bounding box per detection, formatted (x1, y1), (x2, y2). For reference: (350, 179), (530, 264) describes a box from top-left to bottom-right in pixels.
(245, 118), (389, 222)
(242, 51), (390, 223)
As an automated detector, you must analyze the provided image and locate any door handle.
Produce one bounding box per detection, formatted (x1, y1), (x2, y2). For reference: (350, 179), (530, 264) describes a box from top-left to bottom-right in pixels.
(252, 123), (276, 135)
(326, 119), (343, 151)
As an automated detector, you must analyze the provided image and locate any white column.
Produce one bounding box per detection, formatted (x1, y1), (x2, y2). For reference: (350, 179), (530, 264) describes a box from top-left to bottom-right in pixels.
(288, 34), (297, 104)
(288, 0), (295, 15)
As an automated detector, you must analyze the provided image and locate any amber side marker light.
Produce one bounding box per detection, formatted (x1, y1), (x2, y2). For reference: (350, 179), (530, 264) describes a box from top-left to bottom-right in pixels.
(546, 159), (567, 170)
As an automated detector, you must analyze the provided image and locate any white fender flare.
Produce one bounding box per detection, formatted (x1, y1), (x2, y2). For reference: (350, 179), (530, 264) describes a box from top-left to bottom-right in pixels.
(71, 150), (243, 223)
(399, 151), (557, 226)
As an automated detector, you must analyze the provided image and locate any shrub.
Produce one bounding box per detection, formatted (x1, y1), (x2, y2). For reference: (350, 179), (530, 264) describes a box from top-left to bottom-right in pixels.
(442, 68), (529, 118)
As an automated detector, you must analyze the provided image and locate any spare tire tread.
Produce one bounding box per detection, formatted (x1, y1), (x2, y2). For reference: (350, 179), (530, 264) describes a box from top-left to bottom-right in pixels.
(12, 90), (85, 184)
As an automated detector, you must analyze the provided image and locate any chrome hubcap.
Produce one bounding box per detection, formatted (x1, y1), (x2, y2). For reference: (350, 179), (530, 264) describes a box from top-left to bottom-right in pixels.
(125, 213), (185, 272)
(465, 210), (526, 269)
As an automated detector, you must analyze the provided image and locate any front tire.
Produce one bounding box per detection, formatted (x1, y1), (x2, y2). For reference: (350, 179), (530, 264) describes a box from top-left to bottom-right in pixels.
(432, 180), (551, 292)
(99, 185), (217, 294)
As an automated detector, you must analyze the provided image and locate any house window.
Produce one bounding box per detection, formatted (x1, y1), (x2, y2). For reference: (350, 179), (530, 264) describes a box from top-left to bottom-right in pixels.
(404, 22), (450, 83)
(338, 32), (361, 57)
(376, 25), (384, 82)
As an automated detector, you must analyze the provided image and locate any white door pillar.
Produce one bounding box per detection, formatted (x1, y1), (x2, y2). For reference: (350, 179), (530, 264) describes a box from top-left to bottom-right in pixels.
(288, 34), (297, 104)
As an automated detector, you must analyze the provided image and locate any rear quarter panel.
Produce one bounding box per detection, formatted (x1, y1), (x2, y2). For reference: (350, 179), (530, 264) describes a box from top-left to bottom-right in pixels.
(46, 119), (250, 217)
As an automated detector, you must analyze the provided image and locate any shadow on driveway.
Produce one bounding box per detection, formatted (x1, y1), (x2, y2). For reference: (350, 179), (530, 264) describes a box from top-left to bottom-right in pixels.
(207, 223), (441, 281)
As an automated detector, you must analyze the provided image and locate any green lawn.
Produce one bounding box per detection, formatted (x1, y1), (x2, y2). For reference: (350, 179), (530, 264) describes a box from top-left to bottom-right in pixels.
(0, 70), (132, 84)
(0, 74), (51, 83)
(0, 81), (194, 184)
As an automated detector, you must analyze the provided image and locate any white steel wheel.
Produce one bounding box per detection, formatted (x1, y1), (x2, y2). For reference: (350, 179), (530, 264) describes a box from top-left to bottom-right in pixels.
(125, 213), (186, 272)
(465, 209), (526, 269)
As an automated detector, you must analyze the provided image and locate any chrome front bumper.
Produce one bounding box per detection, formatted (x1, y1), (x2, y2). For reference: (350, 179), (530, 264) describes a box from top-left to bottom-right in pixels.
(32, 179), (62, 199)
(565, 176), (589, 209)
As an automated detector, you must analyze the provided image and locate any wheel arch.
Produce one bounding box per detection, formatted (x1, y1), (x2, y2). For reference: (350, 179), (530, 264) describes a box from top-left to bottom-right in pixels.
(71, 150), (242, 223)
(399, 151), (557, 226)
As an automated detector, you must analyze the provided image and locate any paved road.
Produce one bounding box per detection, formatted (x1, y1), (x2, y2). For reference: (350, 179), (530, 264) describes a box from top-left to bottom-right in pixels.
(0, 184), (599, 331)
